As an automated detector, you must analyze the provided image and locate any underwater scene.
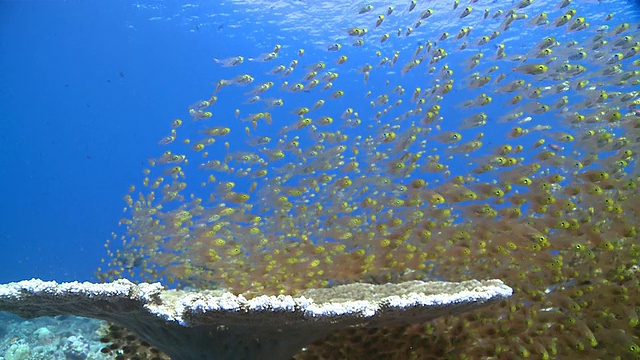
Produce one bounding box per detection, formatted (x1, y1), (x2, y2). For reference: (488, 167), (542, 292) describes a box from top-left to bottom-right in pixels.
(2, 0), (640, 358)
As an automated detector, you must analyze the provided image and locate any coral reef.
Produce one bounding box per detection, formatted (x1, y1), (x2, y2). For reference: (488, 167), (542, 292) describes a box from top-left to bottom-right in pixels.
(0, 278), (511, 359)
(0, 311), (110, 360)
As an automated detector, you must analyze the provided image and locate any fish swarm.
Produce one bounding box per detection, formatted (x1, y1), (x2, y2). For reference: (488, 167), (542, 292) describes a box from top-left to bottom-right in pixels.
(98, 0), (640, 358)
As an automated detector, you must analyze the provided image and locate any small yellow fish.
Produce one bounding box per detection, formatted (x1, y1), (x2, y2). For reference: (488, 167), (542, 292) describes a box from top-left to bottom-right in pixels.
(212, 56), (244, 67)
(513, 64), (548, 75)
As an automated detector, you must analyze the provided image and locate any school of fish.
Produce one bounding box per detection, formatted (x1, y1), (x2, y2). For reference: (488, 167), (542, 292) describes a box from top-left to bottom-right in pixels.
(98, 0), (640, 358)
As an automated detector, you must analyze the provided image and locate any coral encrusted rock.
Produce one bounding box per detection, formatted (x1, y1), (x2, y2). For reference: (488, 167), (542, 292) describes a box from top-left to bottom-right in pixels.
(0, 278), (512, 360)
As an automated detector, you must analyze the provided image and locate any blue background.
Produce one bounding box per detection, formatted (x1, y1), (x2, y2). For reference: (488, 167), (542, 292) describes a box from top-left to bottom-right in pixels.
(0, 1), (216, 282)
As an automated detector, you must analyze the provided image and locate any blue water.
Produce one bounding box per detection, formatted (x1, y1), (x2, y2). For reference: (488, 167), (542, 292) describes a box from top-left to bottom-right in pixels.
(1, 1), (209, 282)
(1, 0), (638, 286)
